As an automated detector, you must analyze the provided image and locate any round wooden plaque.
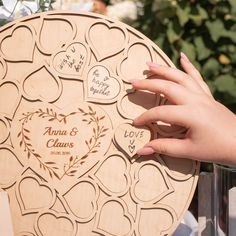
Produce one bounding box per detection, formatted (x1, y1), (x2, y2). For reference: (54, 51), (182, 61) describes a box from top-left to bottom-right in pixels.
(0, 11), (199, 236)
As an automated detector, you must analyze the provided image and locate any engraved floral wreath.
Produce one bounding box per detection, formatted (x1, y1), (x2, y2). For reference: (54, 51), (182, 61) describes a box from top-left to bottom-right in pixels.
(17, 106), (108, 180)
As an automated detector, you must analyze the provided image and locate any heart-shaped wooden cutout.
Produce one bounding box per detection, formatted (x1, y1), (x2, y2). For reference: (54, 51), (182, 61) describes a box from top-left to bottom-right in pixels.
(93, 152), (131, 196)
(85, 65), (123, 104)
(131, 161), (174, 205)
(16, 175), (56, 215)
(11, 103), (112, 194)
(0, 24), (35, 62)
(0, 145), (23, 188)
(118, 41), (154, 83)
(86, 21), (128, 61)
(0, 81), (21, 119)
(22, 64), (62, 103)
(37, 17), (76, 55)
(63, 178), (98, 222)
(114, 123), (151, 158)
(36, 211), (77, 236)
(136, 205), (177, 236)
(94, 198), (134, 236)
(52, 42), (89, 80)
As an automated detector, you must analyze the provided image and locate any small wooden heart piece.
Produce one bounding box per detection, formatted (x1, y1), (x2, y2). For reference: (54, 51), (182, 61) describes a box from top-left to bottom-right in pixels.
(114, 123), (151, 158)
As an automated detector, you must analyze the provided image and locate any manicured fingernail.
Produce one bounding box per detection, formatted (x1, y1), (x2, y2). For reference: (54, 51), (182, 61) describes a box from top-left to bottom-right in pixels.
(146, 62), (160, 68)
(137, 147), (155, 156)
(129, 79), (140, 84)
(180, 52), (190, 62)
(132, 118), (139, 125)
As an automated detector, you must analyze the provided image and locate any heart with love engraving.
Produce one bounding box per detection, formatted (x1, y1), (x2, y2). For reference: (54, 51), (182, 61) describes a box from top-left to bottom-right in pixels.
(114, 123), (151, 158)
(11, 103), (112, 192)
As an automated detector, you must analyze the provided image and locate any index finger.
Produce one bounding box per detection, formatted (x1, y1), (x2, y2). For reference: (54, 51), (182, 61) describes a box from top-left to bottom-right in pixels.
(131, 78), (191, 105)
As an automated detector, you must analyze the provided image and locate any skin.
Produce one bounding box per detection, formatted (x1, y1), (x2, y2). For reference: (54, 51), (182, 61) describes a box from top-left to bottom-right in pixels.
(131, 52), (236, 166)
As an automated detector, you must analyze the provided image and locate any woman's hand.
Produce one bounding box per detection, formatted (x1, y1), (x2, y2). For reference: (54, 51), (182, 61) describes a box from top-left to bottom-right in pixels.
(131, 53), (236, 165)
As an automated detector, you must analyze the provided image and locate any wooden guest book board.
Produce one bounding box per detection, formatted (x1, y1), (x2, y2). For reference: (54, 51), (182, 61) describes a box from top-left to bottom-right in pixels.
(0, 11), (199, 236)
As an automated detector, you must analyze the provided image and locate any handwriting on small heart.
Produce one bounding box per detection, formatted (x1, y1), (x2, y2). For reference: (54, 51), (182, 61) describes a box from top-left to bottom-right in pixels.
(52, 42), (88, 79)
(85, 65), (122, 104)
(114, 123), (151, 158)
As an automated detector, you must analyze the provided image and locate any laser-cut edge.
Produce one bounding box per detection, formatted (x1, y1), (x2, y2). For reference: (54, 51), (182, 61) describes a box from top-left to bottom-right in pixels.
(0, 23), (36, 62)
(0, 80), (22, 120)
(113, 121), (152, 158)
(0, 115), (10, 144)
(0, 144), (24, 188)
(93, 197), (134, 236)
(16, 232), (36, 236)
(117, 40), (155, 83)
(130, 160), (174, 205)
(116, 88), (160, 120)
(90, 150), (132, 197)
(36, 15), (77, 56)
(0, 57), (7, 80)
(21, 63), (63, 103)
(51, 41), (91, 80)
(15, 173), (57, 216)
(85, 19), (129, 62)
(135, 203), (178, 236)
(156, 155), (198, 181)
(84, 63), (124, 104)
(62, 177), (99, 223)
(34, 209), (77, 236)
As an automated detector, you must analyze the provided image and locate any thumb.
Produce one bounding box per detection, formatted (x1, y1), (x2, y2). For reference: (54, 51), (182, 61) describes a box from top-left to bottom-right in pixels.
(137, 138), (191, 159)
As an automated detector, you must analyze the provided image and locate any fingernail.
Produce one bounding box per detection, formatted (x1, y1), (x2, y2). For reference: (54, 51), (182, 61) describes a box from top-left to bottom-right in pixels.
(137, 147), (155, 156)
(129, 79), (140, 84)
(146, 62), (160, 68)
(132, 118), (138, 126)
(180, 52), (190, 62)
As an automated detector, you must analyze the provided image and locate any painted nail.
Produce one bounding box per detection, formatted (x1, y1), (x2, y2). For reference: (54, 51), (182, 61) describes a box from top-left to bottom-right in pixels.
(180, 52), (190, 62)
(137, 147), (155, 156)
(146, 62), (160, 68)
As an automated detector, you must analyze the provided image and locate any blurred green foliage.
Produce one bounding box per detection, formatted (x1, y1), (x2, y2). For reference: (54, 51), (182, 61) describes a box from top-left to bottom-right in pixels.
(134, 0), (236, 112)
